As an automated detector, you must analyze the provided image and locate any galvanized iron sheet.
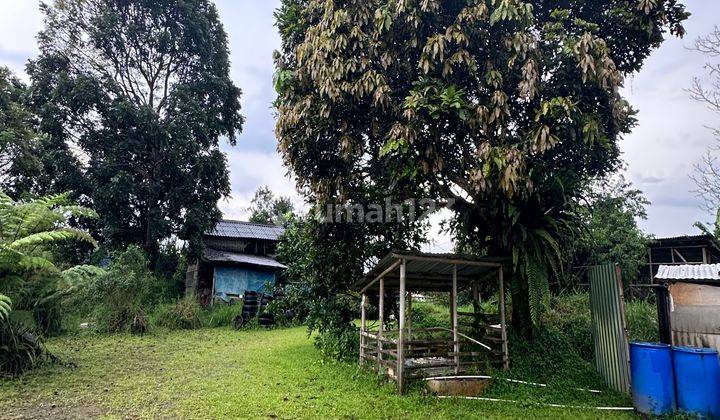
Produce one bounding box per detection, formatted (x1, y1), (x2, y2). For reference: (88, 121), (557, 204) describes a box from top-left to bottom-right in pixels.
(207, 220), (285, 240)
(588, 264), (631, 394)
(656, 264), (720, 281)
(669, 282), (720, 351)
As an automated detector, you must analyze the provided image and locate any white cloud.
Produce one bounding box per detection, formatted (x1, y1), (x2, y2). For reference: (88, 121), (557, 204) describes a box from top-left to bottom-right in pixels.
(218, 149), (303, 220)
(0, 0), (42, 78)
(620, 0), (720, 236)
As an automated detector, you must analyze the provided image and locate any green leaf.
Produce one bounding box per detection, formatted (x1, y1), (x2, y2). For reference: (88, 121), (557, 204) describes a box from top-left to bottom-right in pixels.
(0, 294), (11, 320)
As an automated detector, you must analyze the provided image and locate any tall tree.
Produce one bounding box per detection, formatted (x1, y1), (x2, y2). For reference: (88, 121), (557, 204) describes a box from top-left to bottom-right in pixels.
(29, 0), (244, 259)
(275, 0), (687, 335)
(0, 67), (86, 200)
(0, 67), (42, 197)
(247, 186), (295, 226)
(567, 175), (650, 286)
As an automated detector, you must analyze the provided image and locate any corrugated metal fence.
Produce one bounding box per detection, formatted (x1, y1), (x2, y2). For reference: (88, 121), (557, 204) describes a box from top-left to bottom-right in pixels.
(588, 264), (631, 394)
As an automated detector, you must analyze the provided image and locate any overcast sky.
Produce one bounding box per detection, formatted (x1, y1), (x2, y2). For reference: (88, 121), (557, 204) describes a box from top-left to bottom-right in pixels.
(1, 0), (719, 248)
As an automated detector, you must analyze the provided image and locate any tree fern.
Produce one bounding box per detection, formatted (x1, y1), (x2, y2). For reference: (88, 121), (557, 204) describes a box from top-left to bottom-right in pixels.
(0, 191), (98, 325)
(0, 294), (10, 320)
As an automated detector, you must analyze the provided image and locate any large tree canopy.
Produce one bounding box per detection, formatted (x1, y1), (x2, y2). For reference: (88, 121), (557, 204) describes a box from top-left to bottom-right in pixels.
(0, 67), (86, 200)
(29, 0), (244, 258)
(275, 0), (687, 332)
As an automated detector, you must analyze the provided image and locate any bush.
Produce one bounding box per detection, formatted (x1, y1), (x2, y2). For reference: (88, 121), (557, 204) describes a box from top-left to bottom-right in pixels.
(82, 246), (154, 334)
(201, 302), (239, 328)
(150, 245), (187, 301)
(267, 283), (311, 326)
(543, 293), (594, 361)
(411, 302), (449, 330)
(151, 296), (202, 331)
(543, 292), (659, 363)
(0, 319), (48, 377)
(627, 297), (658, 342)
(314, 326), (359, 362)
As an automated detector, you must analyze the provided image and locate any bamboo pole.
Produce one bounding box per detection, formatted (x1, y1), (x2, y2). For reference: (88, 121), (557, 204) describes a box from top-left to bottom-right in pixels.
(452, 264), (459, 374)
(498, 267), (509, 369)
(397, 258), (406, 394)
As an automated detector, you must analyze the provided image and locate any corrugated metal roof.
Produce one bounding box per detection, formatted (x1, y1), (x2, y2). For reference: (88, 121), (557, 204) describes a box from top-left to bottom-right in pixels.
(355, 250), (509, 292)
(207, 220), (285, 241)
(204, 248), (287, 269)
(656, 264), (720, 281)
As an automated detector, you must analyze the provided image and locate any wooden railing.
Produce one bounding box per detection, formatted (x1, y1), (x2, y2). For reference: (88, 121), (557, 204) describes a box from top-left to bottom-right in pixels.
(360, 327), (504, 381)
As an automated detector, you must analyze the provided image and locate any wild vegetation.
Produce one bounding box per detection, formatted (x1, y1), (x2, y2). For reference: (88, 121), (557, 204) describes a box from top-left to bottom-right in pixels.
(0, 192), (98, 375)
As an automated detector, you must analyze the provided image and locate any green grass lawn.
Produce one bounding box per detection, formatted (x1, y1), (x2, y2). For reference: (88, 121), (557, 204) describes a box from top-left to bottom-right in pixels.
(0, 326), (636, 419)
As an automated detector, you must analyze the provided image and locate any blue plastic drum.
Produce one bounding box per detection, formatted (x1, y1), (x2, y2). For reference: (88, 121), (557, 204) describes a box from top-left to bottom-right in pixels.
(672, 346), (720, 418)
(630, 342), (676, 415)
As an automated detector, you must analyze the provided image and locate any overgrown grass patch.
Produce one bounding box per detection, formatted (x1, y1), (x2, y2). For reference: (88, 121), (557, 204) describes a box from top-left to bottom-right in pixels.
(0, 326), (636, 418)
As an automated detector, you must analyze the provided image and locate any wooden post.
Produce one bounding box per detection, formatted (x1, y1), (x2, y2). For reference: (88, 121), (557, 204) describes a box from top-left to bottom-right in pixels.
(407, 291), (413, 341)
(378, 276), (385, 371)
(211, 268), (217, 305)
(452, 264), (460, 374)
(397, 258), (406, 394)
(360, 293), (367, 366)
(703, 246), (708, 264)
(472, 281), (479, 310)
(498, 267), (509, 370)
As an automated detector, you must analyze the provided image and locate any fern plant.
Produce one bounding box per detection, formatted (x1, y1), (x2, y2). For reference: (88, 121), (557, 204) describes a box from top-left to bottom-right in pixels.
(0, 191), (99, 321)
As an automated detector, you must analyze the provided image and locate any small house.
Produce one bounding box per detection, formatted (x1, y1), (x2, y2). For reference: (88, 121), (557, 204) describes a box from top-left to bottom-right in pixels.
(654, 264), (720, 352)
(185, 220), (286, 305)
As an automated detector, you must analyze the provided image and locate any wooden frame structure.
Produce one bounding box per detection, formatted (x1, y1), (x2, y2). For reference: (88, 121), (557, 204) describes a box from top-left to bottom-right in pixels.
(353, 251), (510, 394)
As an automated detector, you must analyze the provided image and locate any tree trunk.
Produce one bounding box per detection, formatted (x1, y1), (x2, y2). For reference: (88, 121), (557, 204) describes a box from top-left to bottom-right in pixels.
(510, 270), (533, 340)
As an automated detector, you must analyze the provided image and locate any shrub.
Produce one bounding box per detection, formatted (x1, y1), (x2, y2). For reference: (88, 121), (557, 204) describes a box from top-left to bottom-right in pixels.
(314, 326), (359, 362)
(201, 302), (238, 328)
(0, 319), (48, 377)
(82, 246), (154, 333)
(267, 283), (311, 326)
(151, 296), (202, 330)
(411, 302), (449, 330)
(543, 293), (594, 362)
(626, 297), (658, 342)
(543, 292), (659, 362)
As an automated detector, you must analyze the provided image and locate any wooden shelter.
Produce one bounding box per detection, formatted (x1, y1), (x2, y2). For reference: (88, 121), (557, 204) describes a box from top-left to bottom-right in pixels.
(353, 251), (510, 393)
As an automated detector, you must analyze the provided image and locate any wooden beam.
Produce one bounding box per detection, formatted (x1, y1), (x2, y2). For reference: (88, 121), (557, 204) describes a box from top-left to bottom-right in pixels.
(452, 264), (460, 374)
(397, 258), (406, 394)
(371, 273), (478, 283)
(499, 267), (509, 370)
(361, 259), (401, 293)
(391, 253), (505, 268)
(673, 248), (687, 263)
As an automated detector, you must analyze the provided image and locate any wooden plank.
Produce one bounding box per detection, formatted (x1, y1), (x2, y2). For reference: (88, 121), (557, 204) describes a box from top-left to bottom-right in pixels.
(378, 276), (385, 370)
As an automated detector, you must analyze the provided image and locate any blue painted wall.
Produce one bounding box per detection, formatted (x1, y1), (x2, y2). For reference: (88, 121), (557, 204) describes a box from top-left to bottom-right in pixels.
(213, 266), (275, 301)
